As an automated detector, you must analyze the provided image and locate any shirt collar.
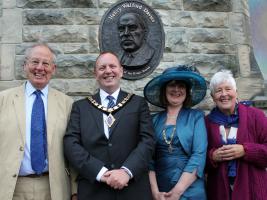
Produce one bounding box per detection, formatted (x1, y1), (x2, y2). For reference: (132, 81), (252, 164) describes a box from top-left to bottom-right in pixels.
(99, 88), (120, 101)
(25, 81), (49, 98)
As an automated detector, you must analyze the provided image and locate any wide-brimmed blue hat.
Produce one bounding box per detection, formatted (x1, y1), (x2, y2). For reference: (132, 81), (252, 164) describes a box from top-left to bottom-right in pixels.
(144, 65), (207, 108)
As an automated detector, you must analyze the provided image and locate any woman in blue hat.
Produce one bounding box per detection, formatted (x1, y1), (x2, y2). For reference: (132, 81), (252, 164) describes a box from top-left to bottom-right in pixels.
(144, 65), (207, 200)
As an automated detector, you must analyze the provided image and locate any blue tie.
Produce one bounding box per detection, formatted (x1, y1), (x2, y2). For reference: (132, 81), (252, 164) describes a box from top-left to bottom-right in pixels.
(107, 95), (115, 108)
(31, 90), (47, 175)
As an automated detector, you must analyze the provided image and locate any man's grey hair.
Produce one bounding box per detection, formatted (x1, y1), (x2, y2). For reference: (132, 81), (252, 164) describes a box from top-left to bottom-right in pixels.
(209, 70), (237, 95)
(24, 42), (56, 64)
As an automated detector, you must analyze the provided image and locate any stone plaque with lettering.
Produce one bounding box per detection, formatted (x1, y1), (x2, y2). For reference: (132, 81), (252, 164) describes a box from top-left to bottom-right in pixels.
(99, 0), (165, 80)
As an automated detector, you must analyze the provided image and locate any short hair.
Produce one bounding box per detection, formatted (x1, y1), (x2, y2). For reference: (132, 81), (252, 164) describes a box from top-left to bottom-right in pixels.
(159, 80), (192, 108)
(209, 70), (237, 95)
(25, 42), (56, 64)
(95, 51), (121, 69)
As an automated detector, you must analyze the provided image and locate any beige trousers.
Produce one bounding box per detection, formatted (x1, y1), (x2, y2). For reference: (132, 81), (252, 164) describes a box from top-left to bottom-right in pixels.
(13, 176), (51, 200)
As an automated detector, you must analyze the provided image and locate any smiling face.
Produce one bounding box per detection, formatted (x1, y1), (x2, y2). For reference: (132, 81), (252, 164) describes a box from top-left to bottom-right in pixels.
(24, 45), (56, 90)
(94, 53), (123, 94)
(212, 81), (237, 115)
(165, 80), (187, 108)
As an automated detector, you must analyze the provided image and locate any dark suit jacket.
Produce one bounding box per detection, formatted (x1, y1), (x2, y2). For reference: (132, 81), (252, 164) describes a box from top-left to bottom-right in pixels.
(64, 90), (154, 200)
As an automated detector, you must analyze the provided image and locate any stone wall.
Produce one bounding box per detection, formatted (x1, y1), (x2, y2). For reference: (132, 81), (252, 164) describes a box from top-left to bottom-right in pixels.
(0, 0), (265, 111)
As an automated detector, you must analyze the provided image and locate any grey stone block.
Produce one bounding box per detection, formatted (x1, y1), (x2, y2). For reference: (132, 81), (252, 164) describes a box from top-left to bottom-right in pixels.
(151, 0), (182, 9)
(55, 54), (96, 78)
(17, 0), (59, 8)
(23, 9), (73, 25)
(22, 26), (89, 42)
(183, 0), (231, 12)
(62, 0), (94, 8)
(188, 29), (230, 43)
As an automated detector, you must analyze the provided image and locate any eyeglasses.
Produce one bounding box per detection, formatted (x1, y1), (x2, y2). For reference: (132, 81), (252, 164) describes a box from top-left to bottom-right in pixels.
(27, 59), (53, 68)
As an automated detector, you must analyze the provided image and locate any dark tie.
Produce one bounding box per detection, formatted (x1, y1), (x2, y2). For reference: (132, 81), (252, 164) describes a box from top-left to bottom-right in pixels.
(107, 95), (115, 108)
(31, 90), (47, 175)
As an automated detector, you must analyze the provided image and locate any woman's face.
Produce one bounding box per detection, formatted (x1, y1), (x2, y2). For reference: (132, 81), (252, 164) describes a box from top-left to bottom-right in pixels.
(166, 80), (187, 108)
(212, 81), (237, 115)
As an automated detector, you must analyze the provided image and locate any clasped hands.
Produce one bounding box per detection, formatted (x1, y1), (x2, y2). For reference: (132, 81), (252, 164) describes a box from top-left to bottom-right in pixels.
(101, 169), (130, 190)
(153, 189), (182, 200)
(212, 144), (245, 162)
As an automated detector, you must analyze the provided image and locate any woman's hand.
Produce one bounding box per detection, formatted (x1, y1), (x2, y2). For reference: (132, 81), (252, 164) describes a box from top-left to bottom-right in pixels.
(152, 191), (167, 200)
(212, 147), (224, 162)
(213, 144), (245, 162)
(220, 144), (245, 160)
(164, 190), (181, 200)
(149, 171), (167, 200)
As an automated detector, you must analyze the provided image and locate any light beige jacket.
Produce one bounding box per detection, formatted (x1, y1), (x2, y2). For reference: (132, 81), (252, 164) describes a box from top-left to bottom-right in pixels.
(0, 84), (74, 200)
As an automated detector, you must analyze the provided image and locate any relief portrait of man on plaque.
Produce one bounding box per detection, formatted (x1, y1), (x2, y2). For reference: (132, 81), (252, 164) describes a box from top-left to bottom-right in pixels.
(99, 0), (165, 80)
(117, 12), (155, 70)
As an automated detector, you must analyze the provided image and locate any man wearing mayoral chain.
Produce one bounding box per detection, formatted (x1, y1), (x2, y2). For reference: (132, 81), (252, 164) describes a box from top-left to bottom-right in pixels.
(64, 52), (155, 200)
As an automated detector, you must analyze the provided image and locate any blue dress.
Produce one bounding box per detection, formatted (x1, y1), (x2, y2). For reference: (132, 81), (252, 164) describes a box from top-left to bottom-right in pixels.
(151, 108), (207, 200)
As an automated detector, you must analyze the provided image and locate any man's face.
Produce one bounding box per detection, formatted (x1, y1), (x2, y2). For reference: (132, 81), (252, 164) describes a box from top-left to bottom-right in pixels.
(24, 45), (56, 90)
(94, 53), (123, 94)
(118, 13), (145, 52)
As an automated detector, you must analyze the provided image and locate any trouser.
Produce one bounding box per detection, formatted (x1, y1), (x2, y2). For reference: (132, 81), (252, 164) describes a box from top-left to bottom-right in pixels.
(13, 174), (51, 200)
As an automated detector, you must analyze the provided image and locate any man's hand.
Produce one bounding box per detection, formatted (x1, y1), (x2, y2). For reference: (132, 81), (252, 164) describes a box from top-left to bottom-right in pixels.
(105, 169), (130, 189)
(100, 171), (110, 183)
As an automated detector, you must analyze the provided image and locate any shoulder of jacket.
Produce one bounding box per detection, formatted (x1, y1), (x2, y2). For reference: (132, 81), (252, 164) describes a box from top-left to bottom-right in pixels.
(184, 108), (204, 116)
(0, 85), (22, 97)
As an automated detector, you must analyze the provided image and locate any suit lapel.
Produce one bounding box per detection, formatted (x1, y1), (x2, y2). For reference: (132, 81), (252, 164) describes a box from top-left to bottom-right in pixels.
(91, 93), (105, 136)
(46, 87), (58, 147)
(13, 85), (26, 144)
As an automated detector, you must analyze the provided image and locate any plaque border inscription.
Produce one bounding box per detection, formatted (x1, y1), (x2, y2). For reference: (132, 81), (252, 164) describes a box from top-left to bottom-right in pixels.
(99, 0), (165, 80)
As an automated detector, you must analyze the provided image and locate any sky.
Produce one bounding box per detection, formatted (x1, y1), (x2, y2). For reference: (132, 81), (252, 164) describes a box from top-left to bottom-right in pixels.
(249, 0), (267, 79)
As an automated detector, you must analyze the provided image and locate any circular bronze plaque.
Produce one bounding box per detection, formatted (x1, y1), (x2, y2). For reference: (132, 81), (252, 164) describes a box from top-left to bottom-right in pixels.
(99, 0), (165, 80)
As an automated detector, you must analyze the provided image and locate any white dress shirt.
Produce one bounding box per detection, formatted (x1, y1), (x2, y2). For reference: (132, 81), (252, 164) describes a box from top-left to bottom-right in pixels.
(19, 81), (49, 176)
(96, 88), (133, 181)
(99, 88), (120, 139)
